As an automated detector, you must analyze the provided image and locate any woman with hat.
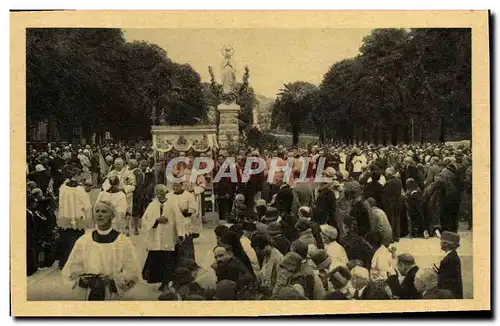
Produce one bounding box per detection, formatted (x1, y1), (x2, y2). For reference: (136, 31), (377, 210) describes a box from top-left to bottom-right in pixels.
(435, 231), (463, 299)
(320, 225), (348, 271)
(272, 251), (325, 300)
(28, 164), (51, 196)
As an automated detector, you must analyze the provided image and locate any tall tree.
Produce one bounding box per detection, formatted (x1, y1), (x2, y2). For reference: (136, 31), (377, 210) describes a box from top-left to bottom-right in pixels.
(272, 81), (318, 146)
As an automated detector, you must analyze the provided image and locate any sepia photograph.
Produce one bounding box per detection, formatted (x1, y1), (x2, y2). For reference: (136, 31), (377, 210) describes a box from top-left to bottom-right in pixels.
(11, 10), (490, 316)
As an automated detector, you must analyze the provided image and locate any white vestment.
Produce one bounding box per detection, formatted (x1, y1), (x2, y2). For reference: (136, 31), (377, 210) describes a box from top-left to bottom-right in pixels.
(142, 198), (187, 252)
(102, 168), (136, 214)
(58, 182), (93, 230)
(61, 230), (141, 300)
(165, 191), (198, 235)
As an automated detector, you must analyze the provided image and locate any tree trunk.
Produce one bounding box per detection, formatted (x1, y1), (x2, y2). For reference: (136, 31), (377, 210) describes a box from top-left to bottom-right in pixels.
(403, 123), (410, 144)
(374, 125), (379, 145)
(382, 128), (387, 146)
(420, 117), (425, 146)
(439, 117), (446, 143)
(291, 122), (299, 147)
(391, 124), (399, 146)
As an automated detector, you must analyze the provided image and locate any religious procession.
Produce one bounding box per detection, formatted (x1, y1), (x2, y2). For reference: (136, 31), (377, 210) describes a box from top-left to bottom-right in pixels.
(26, 27), (472, 302)
(26, 139), (472, 301)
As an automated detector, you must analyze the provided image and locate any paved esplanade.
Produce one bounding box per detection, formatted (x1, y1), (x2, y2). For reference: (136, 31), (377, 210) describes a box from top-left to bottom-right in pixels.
(27, 189), (473, 300)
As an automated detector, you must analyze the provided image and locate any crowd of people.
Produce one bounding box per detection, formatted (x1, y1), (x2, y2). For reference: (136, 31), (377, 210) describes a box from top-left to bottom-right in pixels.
(26, 140), (472, 300)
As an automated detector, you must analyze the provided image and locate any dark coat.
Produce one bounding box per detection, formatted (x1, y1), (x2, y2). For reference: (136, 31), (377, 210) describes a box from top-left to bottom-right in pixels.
(274, 185), (296, 215)
(279, 213), (300, 243)
(214, 257), (251, 283)
(424, 169), (460, 232)
(382, 177), (403, 211)
(364, 181), (384, 207)
(26, 210), (38, 276)
(324, 291), (349, 300)
(313, 187), (337, 227)
(386, 266), (420, 299)
(354, 282), (379, 300)
(271, 233), (291, 256)
(132, 168), (145, 216)
(339, 233), (374, 269)
(422, 287), (455, 299)
(28, 171), (51, 195)
(401, 165), (424, 190)
(350, 198), (371, 237)
(437, 250), (463, 299)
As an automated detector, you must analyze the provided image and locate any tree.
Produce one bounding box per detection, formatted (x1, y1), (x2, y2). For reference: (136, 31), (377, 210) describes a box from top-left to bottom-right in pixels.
(272, 81), (318, 146)
(310, 28), (471, 145)
(27, 28), (208, 143)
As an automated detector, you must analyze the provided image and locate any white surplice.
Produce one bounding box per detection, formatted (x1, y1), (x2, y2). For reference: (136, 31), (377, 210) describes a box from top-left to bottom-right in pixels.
(61, 230), (141, 300)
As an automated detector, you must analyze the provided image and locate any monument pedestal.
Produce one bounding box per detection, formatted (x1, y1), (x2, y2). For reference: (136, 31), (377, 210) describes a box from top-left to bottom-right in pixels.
(217, 101), (240, 149)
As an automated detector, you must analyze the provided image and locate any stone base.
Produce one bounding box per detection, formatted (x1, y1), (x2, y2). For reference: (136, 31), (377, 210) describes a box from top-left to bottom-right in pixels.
(217, 101), (241, 149)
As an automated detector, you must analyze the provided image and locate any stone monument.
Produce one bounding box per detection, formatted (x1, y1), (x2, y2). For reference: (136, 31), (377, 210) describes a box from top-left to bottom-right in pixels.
(217, 45), (241, 149)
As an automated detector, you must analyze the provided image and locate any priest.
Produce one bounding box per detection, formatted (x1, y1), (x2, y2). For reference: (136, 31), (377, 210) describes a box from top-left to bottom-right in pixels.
(141, 184), (189, 292)
(61, 201), (141, 300)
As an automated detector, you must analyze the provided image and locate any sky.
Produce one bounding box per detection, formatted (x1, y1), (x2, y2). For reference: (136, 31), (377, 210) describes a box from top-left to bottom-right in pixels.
(122, 28), (372, 98)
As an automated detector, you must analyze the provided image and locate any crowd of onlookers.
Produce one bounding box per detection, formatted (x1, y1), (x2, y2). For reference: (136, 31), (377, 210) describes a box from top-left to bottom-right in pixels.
(26, 140), (471, 300)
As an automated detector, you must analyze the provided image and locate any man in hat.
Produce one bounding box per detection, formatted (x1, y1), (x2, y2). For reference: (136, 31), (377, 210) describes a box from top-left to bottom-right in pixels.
(266, 221), (291, 256)
(255, 199), (268, 220)
(28, 164), (51, 196)
(296, 218), (318, 255)
(386, 253), (420, 299)
(435, 231), (463, 299)
(324, 266), (352, 300)
(251, 233), (284, 290)
(273, 251), (325, 300)
(320, 225), (348, 271)
(310, 249), (332, 291)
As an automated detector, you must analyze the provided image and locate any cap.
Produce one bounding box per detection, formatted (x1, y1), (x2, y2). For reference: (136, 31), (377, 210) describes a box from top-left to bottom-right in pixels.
(266, 221), (281, 235)
(310, 249), (331, 268)
(441, 231), (460, 246)
(35, 164), (46, 172)
(255, 199), (267, 207)
(295, 218), (311, 233)
(328, 266), (351, 289)
(320, 225), (338, 242)
(397, 253), (415, 264)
